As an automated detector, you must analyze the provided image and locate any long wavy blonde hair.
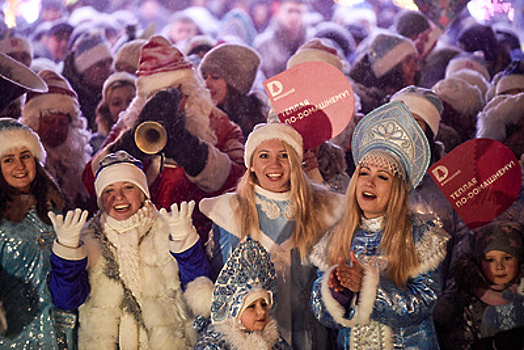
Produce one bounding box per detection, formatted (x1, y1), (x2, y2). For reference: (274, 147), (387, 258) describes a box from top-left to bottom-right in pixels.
(327, 164), (419, 287)
(234, 141), (332, 260)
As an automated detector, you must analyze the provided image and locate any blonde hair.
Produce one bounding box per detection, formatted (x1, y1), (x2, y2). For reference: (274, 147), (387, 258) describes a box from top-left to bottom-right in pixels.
(327, 165), (419, 287)
(235, 141), (331, 260)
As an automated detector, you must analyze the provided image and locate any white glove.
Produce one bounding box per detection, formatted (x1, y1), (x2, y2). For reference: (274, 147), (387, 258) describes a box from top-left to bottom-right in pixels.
(159, 201), (199, 253)
(48, 209), (89, 248)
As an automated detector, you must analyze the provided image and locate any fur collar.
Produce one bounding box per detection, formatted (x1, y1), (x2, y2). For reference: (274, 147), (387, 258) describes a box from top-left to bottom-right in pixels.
(200, 191), (346, 238)
(215, 318), (280, 350)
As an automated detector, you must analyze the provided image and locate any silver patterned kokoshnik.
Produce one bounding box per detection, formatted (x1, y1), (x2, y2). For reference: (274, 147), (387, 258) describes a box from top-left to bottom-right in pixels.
(351, 100), (430, 190)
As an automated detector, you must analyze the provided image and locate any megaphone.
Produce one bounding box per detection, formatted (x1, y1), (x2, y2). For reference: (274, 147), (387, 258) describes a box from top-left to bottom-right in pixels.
(134, 120), (167, 155)
(0, 53), (48, 112)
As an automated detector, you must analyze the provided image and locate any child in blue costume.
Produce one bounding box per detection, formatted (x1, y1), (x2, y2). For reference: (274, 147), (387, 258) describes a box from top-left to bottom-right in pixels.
(200, 122), (345, 349)
(310, 101), (450, 349)
(195, 235), (290, 349)
(0, 118), (74, 349)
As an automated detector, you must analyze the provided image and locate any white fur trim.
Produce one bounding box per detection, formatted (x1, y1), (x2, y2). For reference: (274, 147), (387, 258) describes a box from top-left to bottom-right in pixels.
(390, 93), (441, 135)
(215, 318), (280, 350)
(496, 74), (524, 95)
(372, 40), (417, 78)
(186, 141), (232, 192)
(183, 276), (214, 317)
(0, 127), (46, 164)
(411, 224), (450, 277)
(319, 265), (354, 327)
(199, 193), (242, 237)
(476, 93), (524, 141)
(75, 43), (112, 73)
(21, 94), (79, 131)
(136, 69), (195, 97)
(351, 264), (379, 325)
(446, 58), (490, 81)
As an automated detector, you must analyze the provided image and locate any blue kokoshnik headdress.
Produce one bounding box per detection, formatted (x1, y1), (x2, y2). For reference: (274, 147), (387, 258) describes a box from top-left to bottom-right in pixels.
(351, 100), (430, 190)
(211, 235), (277, 324)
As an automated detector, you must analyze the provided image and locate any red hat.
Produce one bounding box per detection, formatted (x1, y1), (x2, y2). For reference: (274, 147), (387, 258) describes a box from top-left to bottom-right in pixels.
(136, 35), (195, 96)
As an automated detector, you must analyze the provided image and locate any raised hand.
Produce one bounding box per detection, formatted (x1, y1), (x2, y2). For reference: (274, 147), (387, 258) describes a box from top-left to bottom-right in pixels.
(48, 209), (89, 248)
(159, 201), (199, 253)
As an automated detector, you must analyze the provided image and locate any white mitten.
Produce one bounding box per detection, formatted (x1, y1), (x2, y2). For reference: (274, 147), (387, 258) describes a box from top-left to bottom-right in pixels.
(48, 209), (89, 248)
(159, 201), (199, 253)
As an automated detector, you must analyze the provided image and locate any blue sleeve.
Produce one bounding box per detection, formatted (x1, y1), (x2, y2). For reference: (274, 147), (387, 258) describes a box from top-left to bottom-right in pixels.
(371, 266), (442, 328)
(170, 238), (210, 291)
(208, 224), (239, 281)
(310, 269), (344, 330)
(49, 253), (90, 310)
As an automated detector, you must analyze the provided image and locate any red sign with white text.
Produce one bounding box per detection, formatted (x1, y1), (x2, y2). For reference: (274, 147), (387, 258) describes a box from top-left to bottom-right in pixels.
(263, 61), (354, 150)
(429, 139), (521, 229)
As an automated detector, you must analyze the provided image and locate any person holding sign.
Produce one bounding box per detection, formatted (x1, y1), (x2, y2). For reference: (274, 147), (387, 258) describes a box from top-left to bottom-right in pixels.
(200, 122), (345, 349)
(309, 101), (450, 349)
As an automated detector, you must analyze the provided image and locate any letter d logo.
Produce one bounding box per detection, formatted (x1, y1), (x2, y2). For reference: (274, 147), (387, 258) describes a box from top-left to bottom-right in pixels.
(267, 81), (283, 97)
(432, 165), (448, 183)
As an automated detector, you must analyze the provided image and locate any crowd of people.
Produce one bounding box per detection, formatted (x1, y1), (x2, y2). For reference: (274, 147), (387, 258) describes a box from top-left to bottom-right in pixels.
(0, 0), (523, 349)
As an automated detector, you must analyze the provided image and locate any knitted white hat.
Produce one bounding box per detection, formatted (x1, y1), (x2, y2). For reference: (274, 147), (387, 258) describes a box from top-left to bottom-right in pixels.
(74, 31), (113, 73)
(94, 151), (150, 207)
(390, 85), (443, 137)
(21, 69), (80, 132)
(244, 123), (303, 168)
(0, 117), (46, 165)
(199, 43), (260, 95)
(432, 76), (483, 116)
(368, 33), (417, 78)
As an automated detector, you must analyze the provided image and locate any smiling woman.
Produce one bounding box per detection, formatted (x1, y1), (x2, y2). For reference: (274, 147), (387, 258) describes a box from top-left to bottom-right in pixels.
(310, 101), (451, 350)
(48, 150), (212, 349)
(200, 122), (346, 349)
(0, 118), (71, 349)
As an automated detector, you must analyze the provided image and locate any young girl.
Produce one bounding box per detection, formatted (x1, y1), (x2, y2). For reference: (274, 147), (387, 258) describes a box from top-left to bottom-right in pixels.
(437, 220), (523, 349)
(195, 236), (290, 349)
(310, 101), (450, 349)
(201, 122), (345, 349)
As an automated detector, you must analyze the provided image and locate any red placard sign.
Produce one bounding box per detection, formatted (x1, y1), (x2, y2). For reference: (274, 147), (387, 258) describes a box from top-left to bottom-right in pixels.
(429, 139), (521, 229)
(263, 61), (354, 150)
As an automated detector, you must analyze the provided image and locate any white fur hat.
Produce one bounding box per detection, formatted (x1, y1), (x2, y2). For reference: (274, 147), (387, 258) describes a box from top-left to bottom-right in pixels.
(94, 151), (150, 207)
(448, 68), (489, 105)
(496, 60), (524, 95)
(476, 93), (524, 142)
(0, 117), (46, 165)
(244, 123), (303, 168)
(287, 38), (344, 72)
(432, 76), (484, 116)
(390, 85), (443, 137)
(102, 72), (136, 101)
(0, 32), (33, 58)
(445, 53), (490, 81)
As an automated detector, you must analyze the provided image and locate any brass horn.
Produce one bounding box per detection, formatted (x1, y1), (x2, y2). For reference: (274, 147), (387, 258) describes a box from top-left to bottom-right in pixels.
(134, 120), (168, 155)
(0, 53), (48, 112)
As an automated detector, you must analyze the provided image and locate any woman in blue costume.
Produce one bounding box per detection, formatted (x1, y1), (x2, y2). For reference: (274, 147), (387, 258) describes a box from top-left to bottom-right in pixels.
(200, 122), (346, 349)
(0, 117), (75, 349)
(309, 101), (450, 349)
